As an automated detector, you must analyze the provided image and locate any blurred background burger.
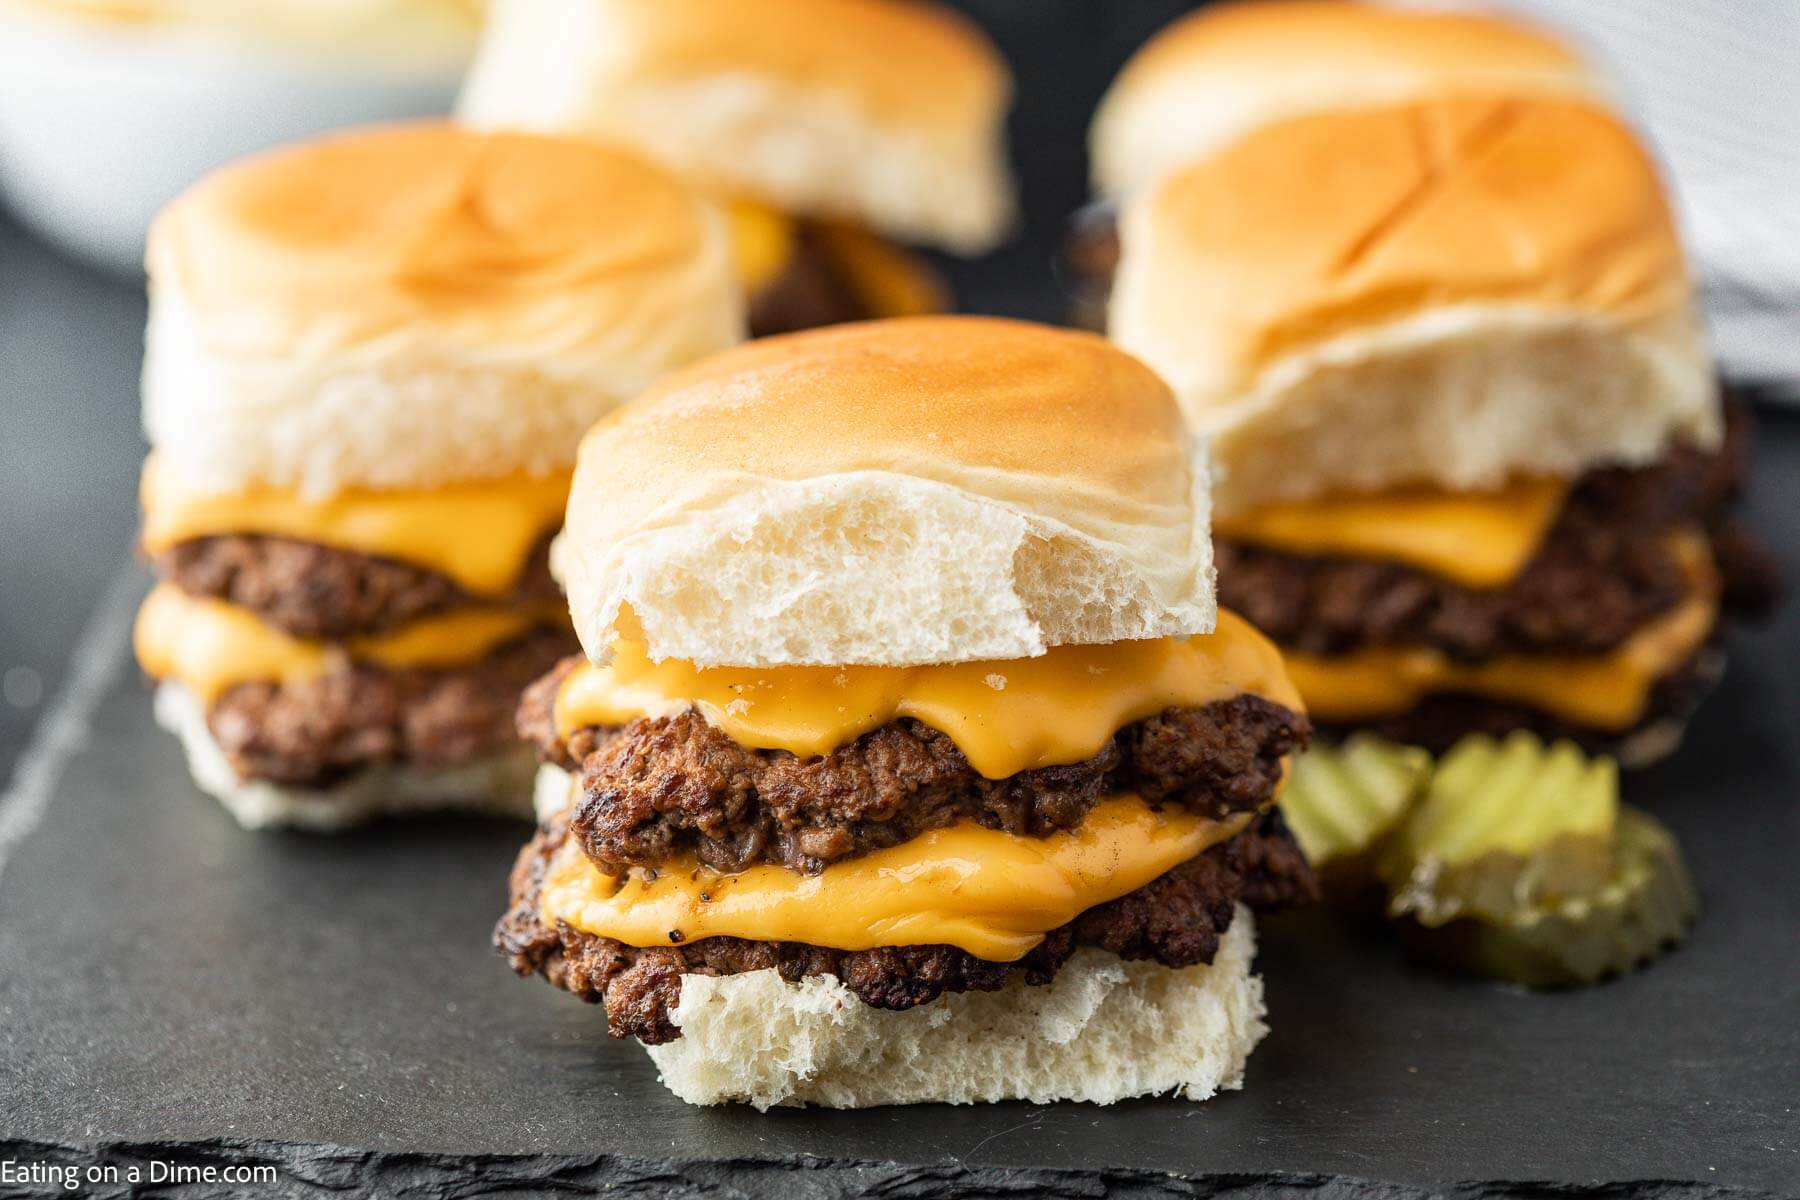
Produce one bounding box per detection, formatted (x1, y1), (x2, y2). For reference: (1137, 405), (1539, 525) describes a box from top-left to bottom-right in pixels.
(131, 123), (743, 828)
(459, 0), (1017, 336)
(1109, 93), (1776, 763)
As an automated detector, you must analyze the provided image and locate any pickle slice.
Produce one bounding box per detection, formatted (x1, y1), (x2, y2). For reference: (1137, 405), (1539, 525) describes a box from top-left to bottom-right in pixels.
(1282, 735), (1433, 868)
(1384, 732), (1618, 923)
(1393, 807), (1697, 988)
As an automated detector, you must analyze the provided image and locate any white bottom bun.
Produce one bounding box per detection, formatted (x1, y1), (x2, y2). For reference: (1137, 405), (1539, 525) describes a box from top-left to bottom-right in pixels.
(532, 761), (579, 826)
(645, 903), (1268, 1110)
(153, 682), (536, 831)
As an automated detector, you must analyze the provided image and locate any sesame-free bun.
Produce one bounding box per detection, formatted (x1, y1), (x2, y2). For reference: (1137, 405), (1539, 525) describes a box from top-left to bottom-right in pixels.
(153, 684), (536, 830)
(142, 122), (743, 498)
(1092, 0), (1602, 198)
(1109, 98), (1717, 516)
(458, 0), (1014, 253)
(557, 317), (1215, 669)
(647, 905), (1266, 1109)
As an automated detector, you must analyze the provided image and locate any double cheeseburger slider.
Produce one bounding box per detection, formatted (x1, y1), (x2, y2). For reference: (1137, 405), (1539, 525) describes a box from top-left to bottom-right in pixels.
(499, 318), (1317, 1108)
(1110, 97), (1775, 764)
(1069, 0), (1602, 319)
(134, 123), (743, 829)
(459, 0), (1014, 337)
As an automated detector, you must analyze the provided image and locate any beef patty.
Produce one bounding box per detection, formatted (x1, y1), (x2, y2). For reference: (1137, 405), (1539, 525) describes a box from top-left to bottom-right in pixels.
(1326, 646), (1721, 761)
(1216, 398), (1775, 660)
(208, 624), (576, 787)
(154, 534), (561, 641)
(496, 807), (1317, 1045)
(519, 660), (1310, 875)
(745, 226), (872, 338)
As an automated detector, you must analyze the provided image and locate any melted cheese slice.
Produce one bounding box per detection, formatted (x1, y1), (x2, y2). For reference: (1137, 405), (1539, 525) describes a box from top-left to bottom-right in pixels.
(556, 610), (1302, 779)
(134, 583), (553, 705)
(725, 198), (798, 293)
(541, 793), (1252, 961)
(1284, 532), (1719, 730)
(139, 454), (570, 596)
(1215, 477), (1570, 588)
(814, 221), (948, 318)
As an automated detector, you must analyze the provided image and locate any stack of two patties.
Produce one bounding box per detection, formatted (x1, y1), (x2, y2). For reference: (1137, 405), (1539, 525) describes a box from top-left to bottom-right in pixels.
(133, 123), (743, 829)
(499, 318), (1319, 1109)
(1086, 2), (1774, 763)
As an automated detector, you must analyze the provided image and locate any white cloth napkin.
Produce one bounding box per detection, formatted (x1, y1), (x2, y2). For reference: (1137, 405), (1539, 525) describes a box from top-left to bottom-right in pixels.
(1515, 0), (1800, 398)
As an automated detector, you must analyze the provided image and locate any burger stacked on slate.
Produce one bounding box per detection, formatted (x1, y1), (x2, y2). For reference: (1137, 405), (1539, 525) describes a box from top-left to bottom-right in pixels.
(459, 0), (1015, 336)
(133, 123), (743, 828)
(498, 318), (1317, 1108)
(1110, 96), (1775, 763)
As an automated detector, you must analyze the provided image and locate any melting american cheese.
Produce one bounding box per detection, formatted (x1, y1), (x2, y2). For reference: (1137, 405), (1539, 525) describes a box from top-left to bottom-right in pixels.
(555, 610), (1302, 779)
(1214, 477), (1571, 588)
(540, 792), (1253, 961)
(723, 195), (944, 318)
(1283, 532), (1719, 730)
(139, 454), (571, 596)
(725, 198), (798, 293)
(134, 583), (555, 705)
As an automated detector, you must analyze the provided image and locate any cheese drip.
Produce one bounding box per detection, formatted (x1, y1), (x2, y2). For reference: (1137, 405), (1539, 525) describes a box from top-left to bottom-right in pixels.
(1283, 532), (1718, 730)
(1215, 476), (1570, 588)
(139, 454), (571, 596)
(134, 583), (555, 705)
(556, 610), (1302, 779)
(541, 792), (1253, 961)
(725, 198), (797, 293)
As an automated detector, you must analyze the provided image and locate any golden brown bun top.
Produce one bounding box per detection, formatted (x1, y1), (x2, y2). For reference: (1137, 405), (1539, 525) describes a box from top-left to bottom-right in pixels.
(457, 0), (1014, 250)
(558, 317), (1217, 667)
(1117, 96), (1689, 380)
(579, 0), (1006, 130)
(1122, 1), (1583, 86)
(584, 316), (1188, 506)
(148, 121), (727, 350)
(1092, 0), (1599, 197)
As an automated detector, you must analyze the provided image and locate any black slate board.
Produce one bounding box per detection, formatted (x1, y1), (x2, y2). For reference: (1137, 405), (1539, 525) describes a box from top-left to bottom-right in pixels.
(4, 232), (1800, 1200)
(3, 407), (1799, 1200)
(3, 535), (1798, 1199)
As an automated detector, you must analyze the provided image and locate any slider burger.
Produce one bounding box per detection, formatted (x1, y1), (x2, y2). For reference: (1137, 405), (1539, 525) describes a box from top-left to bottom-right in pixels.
(1070, 0), (1601, 320)
(134, 123), (743, 829)
(1110, 98), (1774, 764)
(458, 0), (1014, 337)
(498, 318), (1317, 1108)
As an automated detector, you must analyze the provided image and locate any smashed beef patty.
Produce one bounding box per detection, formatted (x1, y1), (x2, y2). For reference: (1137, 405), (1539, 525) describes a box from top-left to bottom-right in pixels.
(518, 662), (1310, 875)
(496, 808), (1318, 1045)
(208, 624), (576, 787)
(154, 534), (561, 641)
(1216, 398), (1772, 660)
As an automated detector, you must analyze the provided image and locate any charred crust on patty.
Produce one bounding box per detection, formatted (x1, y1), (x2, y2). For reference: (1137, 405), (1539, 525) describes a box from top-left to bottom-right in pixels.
(153, 534), (561, 641)
(495, 809), (1318, 1045)
(518, 665), (1310, 875)
(1215, 396), (1773, 659)
(207, 624), (576, 787)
